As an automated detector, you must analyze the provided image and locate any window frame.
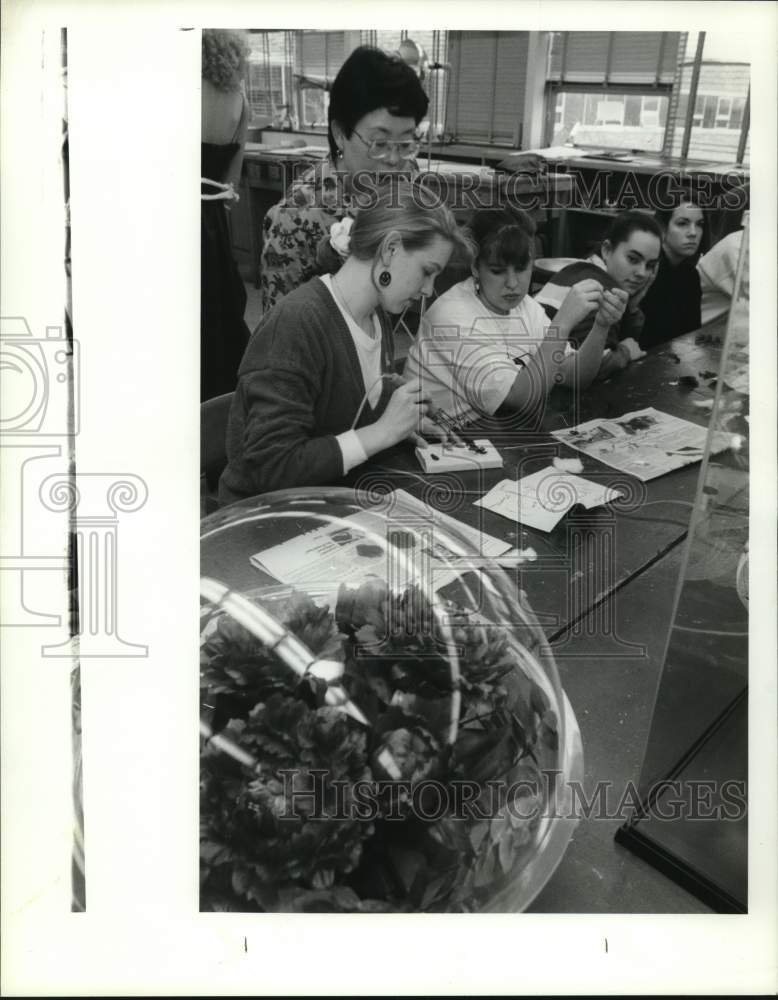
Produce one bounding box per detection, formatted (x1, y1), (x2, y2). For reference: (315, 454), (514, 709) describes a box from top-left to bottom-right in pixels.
(671, 32), (750, 164)
(543, 80), (673, 152)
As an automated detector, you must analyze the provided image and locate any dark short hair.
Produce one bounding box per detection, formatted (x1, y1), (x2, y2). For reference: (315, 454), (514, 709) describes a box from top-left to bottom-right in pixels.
(468, 207), (536, 271)
(602, 210), (663, 250)
(327, 46), (429, 161)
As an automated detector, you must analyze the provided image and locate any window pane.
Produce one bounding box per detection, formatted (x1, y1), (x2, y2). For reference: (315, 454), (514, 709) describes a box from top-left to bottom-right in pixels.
(246, 31), (290, 126)
(702, 95), (717, 128)
(624, 95), (642, 127)
(685, 31), (750, 161)
(302, 88), (328, 128)
(730, 97), (745, 129)
(550, 89), (669, 151)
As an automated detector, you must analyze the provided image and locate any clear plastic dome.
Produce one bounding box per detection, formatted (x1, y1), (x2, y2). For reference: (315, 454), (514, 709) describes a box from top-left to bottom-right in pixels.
(200, 487), (583, 913)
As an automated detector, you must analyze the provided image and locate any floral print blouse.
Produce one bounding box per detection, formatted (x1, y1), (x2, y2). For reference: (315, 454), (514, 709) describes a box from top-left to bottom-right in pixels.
(259, 159), (354, 317)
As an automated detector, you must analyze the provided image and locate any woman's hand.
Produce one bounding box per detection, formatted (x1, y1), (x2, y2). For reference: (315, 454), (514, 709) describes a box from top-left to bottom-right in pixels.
(593, 287), (629, 329)
(554, 279), (604, 332)
(627, 266), (658, 311)
(417, 411), (467, 449)
(375, 379), (430, 448)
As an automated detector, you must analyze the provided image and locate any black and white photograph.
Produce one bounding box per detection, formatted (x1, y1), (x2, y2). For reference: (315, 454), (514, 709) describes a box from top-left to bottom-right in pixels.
(2, 3), (777, 995)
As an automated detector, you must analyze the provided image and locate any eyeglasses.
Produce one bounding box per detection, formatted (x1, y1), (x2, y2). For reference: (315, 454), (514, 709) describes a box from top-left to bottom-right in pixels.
(351, 129), (420, 162)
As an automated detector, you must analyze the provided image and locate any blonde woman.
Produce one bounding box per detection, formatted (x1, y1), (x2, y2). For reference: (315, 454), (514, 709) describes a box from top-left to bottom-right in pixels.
(219, 184), (472, 503)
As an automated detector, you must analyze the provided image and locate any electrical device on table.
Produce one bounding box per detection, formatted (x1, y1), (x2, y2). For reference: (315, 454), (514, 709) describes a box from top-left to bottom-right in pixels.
(416, 408), (503, 473)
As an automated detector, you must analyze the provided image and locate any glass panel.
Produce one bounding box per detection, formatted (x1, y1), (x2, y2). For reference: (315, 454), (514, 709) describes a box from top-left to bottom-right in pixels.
(620, 216), (750, 912)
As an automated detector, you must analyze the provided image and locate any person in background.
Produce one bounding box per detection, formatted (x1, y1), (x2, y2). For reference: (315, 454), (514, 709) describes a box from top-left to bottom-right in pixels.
(219, 184), (471, 504)
(697, 227), (745, 325)
(638, 199), (704, 349)
(404, 208), (628, 428)
(535, 210), (663, 378)
(259, 46), (428, 317)
(201, 29), (251, 401)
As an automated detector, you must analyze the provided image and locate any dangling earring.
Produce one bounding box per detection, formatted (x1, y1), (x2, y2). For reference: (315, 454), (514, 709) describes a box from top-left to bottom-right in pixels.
(379, 270), (392, 287)
(474, 277), (481, 295)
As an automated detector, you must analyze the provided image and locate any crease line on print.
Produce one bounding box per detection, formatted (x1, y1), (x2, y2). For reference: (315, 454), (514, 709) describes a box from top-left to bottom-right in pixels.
(61, 27), (85, 914)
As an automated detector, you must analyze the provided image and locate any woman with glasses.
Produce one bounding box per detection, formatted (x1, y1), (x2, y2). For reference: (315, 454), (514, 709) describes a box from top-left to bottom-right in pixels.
(220, 184), (471, 503)
(259, 46), (427, 317)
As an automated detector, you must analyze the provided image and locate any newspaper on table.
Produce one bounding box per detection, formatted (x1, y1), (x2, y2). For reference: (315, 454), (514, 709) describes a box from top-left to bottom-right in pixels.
(475, 469), (624, 533)
(250, 488), (513, 599)
(550, 407), (732, 482)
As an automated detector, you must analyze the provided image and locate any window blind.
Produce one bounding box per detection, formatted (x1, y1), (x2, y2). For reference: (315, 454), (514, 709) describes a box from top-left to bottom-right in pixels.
(549, 32), (681, 85)
(246, 30), (291, 120)
(295, 31), (346, 86)
(446, 31), (528, 145)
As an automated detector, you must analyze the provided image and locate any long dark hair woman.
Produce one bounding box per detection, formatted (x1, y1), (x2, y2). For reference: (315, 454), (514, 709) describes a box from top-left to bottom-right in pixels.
(639, 198), (705, 348)
(535, 210), (663, 376)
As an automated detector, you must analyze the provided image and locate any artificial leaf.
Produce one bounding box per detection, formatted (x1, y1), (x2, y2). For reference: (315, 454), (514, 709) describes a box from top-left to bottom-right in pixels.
(469, 821), (489, 853)
(498, 828), (516, 874)
(388, 846), (426, 895)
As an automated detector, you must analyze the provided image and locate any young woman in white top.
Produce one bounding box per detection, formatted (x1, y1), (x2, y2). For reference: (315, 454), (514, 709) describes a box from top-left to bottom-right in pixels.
(404, 207), (628, 429)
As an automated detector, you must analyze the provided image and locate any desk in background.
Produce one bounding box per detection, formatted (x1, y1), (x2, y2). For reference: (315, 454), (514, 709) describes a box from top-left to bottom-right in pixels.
(527, 146), (748, 257)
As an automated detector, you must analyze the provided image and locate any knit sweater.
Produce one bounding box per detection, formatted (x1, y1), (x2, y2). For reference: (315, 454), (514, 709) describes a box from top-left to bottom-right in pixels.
(534, 259), (645, 349)
(218, 277), (394, 504)
(639, 251), (702, 350)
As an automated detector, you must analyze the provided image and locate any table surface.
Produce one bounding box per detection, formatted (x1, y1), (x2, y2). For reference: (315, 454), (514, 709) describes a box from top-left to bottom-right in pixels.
(202, 318), (737, 912)
(527, 146), (750, 180)
(357, 325), (727, 651)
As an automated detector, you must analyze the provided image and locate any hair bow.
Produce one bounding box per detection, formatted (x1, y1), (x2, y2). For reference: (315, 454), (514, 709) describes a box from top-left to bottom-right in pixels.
(329, 216), (354, 259)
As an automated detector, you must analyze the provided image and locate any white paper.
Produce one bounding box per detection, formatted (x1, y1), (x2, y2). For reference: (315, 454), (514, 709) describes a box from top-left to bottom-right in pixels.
(476, 469), (623, 532)
(551, 407), (732, 481)
(250, 490), (513, 596)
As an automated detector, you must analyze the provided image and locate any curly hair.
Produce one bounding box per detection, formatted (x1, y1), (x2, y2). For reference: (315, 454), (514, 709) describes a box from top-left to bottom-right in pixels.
(202, 29), (249, 91)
